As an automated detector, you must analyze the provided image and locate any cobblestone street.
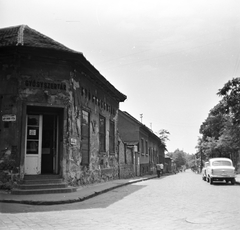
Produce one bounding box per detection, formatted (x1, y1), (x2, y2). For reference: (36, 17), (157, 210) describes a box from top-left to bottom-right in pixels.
(1, 170), (240, 230)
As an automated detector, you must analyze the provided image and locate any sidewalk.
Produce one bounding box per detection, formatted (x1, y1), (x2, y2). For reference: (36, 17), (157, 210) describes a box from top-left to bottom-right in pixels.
(0, 174), (158, 205)
(0, 173), (239, 206)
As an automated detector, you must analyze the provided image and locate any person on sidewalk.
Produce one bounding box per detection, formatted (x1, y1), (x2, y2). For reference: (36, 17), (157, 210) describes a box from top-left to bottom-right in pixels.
(160, 163), (164, 175)
(156, 163), (161, 178)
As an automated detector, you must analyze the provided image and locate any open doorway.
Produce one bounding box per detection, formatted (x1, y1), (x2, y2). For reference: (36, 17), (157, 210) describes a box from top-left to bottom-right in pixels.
(24, 106), (63, 175)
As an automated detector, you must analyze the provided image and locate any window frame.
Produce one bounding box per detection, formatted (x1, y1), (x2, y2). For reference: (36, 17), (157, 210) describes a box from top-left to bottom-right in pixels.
(109, 120), (115, 154)
(145, 140), (148, 155)
(99, 115), (106, 152)
(81, 109), (90, 166)
(141, 138), (144, 155)
(124, 144), (127, 164)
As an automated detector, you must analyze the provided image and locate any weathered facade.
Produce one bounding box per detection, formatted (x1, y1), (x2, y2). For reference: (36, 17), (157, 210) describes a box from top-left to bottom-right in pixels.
(118, 110), (165, 176)
(0, 25), (126, 190)
(117, 137), (135, 178)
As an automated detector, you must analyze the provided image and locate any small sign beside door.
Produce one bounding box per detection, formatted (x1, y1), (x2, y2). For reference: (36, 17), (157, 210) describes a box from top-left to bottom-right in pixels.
(71, 138), (77, 146)
(2, 114), (16, 122)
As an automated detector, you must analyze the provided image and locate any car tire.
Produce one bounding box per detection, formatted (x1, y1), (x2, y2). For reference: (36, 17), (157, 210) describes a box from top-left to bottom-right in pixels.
(231, 179), (235, 185)
(209, 177), (213, 185)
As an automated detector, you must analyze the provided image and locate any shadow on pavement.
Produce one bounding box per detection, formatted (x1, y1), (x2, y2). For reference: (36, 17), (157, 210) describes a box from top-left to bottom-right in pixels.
(0, 184), (146, 214)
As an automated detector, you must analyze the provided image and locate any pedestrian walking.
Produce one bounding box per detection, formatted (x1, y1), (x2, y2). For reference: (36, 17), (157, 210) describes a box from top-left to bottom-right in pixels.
(160, 163), (164, 175)
(156, 163), (161, 178)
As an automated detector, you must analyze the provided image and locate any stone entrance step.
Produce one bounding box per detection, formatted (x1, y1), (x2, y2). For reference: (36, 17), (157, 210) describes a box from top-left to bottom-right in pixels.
(11, 174), (77, 195)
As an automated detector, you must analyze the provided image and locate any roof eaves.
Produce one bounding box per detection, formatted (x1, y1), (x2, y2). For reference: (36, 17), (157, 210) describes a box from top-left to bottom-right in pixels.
(120, 110), (164, 143)
(0, 24), (126, 102)
(120, 111), (142, 126)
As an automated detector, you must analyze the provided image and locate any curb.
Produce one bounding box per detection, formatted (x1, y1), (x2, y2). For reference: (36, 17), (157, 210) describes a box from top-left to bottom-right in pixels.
(0, 176), (158, 206)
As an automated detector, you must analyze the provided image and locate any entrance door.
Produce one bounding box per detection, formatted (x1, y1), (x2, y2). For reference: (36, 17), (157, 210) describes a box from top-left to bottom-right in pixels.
(25, 110), (60, 175)
(25, 115), (42, 174)
(41, 114), (57, 174)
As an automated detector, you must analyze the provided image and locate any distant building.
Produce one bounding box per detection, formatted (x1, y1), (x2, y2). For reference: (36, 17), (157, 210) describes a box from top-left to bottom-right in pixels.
(0, 25), (126, 192)
(164, 156), (172, 173)
(118, 110), (165, 176)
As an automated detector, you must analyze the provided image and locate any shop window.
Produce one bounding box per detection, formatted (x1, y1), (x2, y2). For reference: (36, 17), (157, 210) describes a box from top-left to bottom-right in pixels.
(99, 115), (106, 152)
(81, 110), (90, 165)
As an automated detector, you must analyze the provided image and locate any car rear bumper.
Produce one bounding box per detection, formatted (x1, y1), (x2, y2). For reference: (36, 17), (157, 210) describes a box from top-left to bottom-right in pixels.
(211, 175), (235, 180)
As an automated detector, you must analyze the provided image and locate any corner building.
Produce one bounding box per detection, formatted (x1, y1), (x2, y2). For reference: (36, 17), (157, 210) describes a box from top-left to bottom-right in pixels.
(0, 25), (126, 189)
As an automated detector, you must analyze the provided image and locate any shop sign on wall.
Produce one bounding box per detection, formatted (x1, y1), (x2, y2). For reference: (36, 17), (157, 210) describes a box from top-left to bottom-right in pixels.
(2, 114), (16, 122)
(25, 80), (66, 91)
(71, 138), (77, 146)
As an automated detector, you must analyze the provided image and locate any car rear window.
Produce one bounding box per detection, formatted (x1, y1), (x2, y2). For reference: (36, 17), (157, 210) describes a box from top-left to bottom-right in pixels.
(212, 161), (232, 166)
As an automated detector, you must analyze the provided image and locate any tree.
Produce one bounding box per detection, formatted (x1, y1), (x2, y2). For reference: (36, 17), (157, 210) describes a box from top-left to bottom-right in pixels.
(157, 129), (170, 144)
(197, 78), (240, 170)
(217, 77), (240, 124)
(200, 103), (227, 140)
(168, 149), (186, 169)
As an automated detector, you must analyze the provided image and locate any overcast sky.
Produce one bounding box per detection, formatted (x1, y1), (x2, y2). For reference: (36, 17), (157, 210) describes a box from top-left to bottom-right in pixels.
(1, 0), (240, 154)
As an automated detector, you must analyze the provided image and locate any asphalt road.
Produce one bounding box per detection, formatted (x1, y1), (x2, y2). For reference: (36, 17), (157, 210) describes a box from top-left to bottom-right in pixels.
(0, 170), (240, 230)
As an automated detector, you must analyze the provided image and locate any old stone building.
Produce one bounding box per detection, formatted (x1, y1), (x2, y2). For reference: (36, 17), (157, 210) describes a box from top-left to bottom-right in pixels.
(118, 110), (165, 176)
(118, 136), (136, 178)
(0, 25), (126, 192)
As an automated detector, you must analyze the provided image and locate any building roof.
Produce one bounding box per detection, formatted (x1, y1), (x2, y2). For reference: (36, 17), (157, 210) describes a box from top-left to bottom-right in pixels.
(0, 25), (127, 102)
(119, 110), (165, 144)
(0, 25), (78, 53)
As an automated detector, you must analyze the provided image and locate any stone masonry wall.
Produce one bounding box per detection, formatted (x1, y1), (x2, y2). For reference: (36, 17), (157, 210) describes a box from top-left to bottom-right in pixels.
(0, 53), (121, 189)
(118, 138), (135, 178)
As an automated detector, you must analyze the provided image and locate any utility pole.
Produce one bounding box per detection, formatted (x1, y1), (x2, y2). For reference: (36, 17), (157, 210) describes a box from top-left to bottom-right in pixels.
(140, 114), (143, 123)
(200, 149), (203, 173)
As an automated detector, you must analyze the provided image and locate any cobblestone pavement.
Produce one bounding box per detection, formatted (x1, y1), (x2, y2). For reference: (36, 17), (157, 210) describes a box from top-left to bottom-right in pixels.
(0, 170), (240, 230)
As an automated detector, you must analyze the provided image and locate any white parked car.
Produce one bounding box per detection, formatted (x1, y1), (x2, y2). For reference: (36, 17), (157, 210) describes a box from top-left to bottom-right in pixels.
(206, 158), (236, 185)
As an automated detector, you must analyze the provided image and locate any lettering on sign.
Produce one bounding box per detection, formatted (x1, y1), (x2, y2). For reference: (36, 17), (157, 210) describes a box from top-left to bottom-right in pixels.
(29, 130), (36, 136)
(25, 80), (66, 91)
(2, 114), (16, 122)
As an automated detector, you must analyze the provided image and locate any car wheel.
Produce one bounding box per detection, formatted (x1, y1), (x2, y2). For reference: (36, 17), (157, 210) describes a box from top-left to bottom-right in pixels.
(206, 177), (209, 183)
(231, 179), (235, 185)
(209, 177), (213, 185)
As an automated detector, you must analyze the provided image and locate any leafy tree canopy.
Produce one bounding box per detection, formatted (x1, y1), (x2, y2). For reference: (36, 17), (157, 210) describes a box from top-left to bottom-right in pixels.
(167, 149), (190, 168)
(197, 78), (240, 169)
(157, 129), (170, 144)
(217, 77), (240, 124)
(199, 107), (226, 140)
